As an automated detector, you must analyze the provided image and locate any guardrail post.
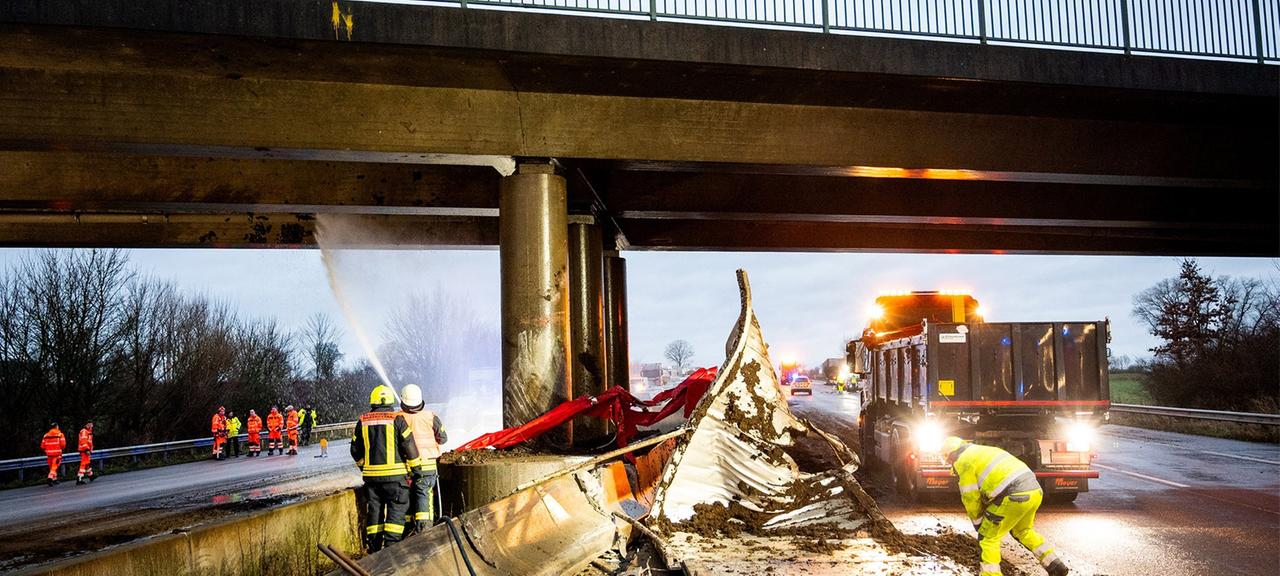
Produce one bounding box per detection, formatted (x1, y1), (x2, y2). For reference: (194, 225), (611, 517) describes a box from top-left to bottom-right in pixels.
(977, 0), (988, 44)
(1252, 0), (1265, 63)
(821, 0), (829, 33)
(649, 0), (656, 21)
(460, 0), (467, 9)
(1120, 0), (1131, 54)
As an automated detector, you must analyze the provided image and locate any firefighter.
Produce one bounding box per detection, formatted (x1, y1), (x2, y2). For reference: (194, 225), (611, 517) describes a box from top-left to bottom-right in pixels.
(41, 423), (66, 486)
(941, 437), (1070, 576)
(399, 384), (447, 533)
(211, 406), (227, 461)
(225, 411), (242, 458)
(351, 385), (422, 552)
(246, 410), (262, 457)
(285, 405), (300, 456)
(299, 406), (313, 446)
(76, 422), (95, 485)
(266, 406), (283, 456)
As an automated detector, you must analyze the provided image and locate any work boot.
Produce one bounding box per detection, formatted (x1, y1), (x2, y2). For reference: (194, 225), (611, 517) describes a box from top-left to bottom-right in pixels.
(1046, 559), (1070, 576)
(88, 474), (96, 482)
(76, 477), (85, 486)
(47, 478), (55, 487)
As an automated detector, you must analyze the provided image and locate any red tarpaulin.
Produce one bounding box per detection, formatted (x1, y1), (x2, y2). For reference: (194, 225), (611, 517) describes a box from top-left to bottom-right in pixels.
(457, 367), (717, 452)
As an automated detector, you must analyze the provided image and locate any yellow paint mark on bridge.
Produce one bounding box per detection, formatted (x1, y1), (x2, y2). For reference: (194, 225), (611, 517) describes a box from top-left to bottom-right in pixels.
(331, 1), (354, 41)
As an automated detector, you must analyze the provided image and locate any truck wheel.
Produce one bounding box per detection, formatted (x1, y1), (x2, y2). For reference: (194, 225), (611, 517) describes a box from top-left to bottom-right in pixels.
(1047, 492), (1078, 504)
(890, 430), (918, 501)
(857, 413), (877, 470)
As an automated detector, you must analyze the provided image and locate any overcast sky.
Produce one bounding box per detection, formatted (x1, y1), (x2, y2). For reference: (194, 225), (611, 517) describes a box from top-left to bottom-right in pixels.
(1, 249), (1275, 372)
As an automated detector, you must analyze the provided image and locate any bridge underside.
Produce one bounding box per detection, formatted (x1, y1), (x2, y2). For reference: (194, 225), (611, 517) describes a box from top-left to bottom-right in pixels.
(0, 1), (1275, 255)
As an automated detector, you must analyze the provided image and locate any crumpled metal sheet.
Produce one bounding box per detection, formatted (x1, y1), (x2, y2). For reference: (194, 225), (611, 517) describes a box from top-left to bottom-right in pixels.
(345, 470), (617, 576)
(652, 270), (866, 528)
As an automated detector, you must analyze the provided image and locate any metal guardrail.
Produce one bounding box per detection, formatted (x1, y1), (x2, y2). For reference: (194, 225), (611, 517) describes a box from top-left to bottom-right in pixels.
(1111, 403), (1280, 426)
(0, 421), (355, 481)
(408, 0), (1280, 64)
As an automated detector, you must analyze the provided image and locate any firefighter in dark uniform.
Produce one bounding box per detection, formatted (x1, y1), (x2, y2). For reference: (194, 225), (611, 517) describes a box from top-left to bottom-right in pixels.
(351, 385), (422, 552)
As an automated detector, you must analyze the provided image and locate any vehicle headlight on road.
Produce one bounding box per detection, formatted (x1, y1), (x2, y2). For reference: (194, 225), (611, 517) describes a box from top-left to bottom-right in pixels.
(1066, 421), (1094, 453)
(915, 421), (945, 455)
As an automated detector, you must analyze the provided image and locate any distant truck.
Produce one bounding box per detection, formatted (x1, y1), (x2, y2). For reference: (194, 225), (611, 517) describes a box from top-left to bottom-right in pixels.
(849, 291), (1108, 503)
(779, 359), (804, 384)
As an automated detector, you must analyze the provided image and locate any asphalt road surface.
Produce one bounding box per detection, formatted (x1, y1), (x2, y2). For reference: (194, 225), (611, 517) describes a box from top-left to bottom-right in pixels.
(790, 388), (1280, 576)
(0, 440), (360, 571)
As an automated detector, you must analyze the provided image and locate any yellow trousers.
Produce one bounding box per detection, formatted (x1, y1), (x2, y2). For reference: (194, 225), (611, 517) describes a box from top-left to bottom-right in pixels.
(976, 489), (1059, 575)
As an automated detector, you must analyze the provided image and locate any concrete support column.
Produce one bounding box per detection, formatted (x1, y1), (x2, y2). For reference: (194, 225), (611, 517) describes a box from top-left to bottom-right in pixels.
(568, 215), (608, 442)
(500, 162), (571, 444)
(603, 250), (630, 392)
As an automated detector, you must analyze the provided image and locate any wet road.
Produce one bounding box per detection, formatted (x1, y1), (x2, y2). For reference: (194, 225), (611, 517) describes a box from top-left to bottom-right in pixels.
(0, 440), (360, 570)
(791, 389), (1280, 576)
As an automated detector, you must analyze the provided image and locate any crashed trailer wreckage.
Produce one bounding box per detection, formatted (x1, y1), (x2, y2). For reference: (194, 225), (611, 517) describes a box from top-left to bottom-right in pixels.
(334, 271), (968, 576)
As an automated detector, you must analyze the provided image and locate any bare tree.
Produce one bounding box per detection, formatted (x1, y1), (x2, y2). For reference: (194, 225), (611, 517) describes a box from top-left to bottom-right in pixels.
(664, 339), (695, 374)
(381, 289), (499, 403)
(301, 313), (343, 382)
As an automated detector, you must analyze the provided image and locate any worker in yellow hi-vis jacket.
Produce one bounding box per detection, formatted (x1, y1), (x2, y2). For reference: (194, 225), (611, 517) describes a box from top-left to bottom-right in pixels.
(351, 385), (421, 552)
(941, 437), (1069, 576)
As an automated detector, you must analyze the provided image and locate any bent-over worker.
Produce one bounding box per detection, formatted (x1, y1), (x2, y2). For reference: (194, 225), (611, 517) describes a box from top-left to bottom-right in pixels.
(942, 436), (1069, 576)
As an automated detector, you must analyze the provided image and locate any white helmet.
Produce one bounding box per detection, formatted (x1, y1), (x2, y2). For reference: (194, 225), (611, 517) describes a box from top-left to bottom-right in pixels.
(400, 384), (424, 412)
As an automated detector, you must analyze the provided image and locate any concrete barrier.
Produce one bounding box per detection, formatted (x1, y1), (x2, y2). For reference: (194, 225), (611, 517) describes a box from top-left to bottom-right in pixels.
(20, 490), (362, 576)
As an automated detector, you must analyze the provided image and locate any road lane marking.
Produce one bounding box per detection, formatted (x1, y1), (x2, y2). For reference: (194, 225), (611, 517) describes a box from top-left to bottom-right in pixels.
(1095, 463), (1280, 516)
(1188, 449), (1280, 466)
(1093, 463), (1190, 488)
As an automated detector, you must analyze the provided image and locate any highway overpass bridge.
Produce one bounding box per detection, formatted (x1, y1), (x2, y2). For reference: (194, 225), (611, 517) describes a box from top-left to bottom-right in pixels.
(0, 0), (1275, 256)
(0, 0), (1276, 432)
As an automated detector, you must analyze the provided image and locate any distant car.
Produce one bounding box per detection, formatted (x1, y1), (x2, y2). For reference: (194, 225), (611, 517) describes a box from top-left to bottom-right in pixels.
(789, 375), (813, 395)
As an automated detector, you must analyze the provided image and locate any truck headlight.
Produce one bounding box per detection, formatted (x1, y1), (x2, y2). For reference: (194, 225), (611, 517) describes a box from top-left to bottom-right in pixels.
(1066, 422), (1094, 453)
(916, 421), (945, 454)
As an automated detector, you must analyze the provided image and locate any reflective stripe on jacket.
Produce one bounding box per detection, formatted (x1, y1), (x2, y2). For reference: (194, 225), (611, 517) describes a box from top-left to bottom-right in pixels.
(952, 444), (1040, 521)
(402, 409), (444, 462)
(212, 414), (226, 434)
(286, 410), (299, 431)
(246, 416), (262, 435)
(350, 407), (421, 480)
(78, 428), (93, 452)
(226, 417), (242, 436)
(42, 429), (66, 456)
(267, 412), (283, 432)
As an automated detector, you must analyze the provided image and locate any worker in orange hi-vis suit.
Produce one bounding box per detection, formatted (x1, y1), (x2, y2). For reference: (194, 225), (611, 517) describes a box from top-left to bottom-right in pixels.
(246, 410), (263, 457)
(41, 423), (66, 486)
(285, 405), (300, 456)
(76, 422), (96, 485)
(266, 406), (284, 456)
(211, 406), (228, 461)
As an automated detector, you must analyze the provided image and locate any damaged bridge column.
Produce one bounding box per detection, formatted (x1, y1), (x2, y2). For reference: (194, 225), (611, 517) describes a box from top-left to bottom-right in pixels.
(500, 160), (573, 445)
(568, 214), (609, 442)
(603, 249), (630, 393)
